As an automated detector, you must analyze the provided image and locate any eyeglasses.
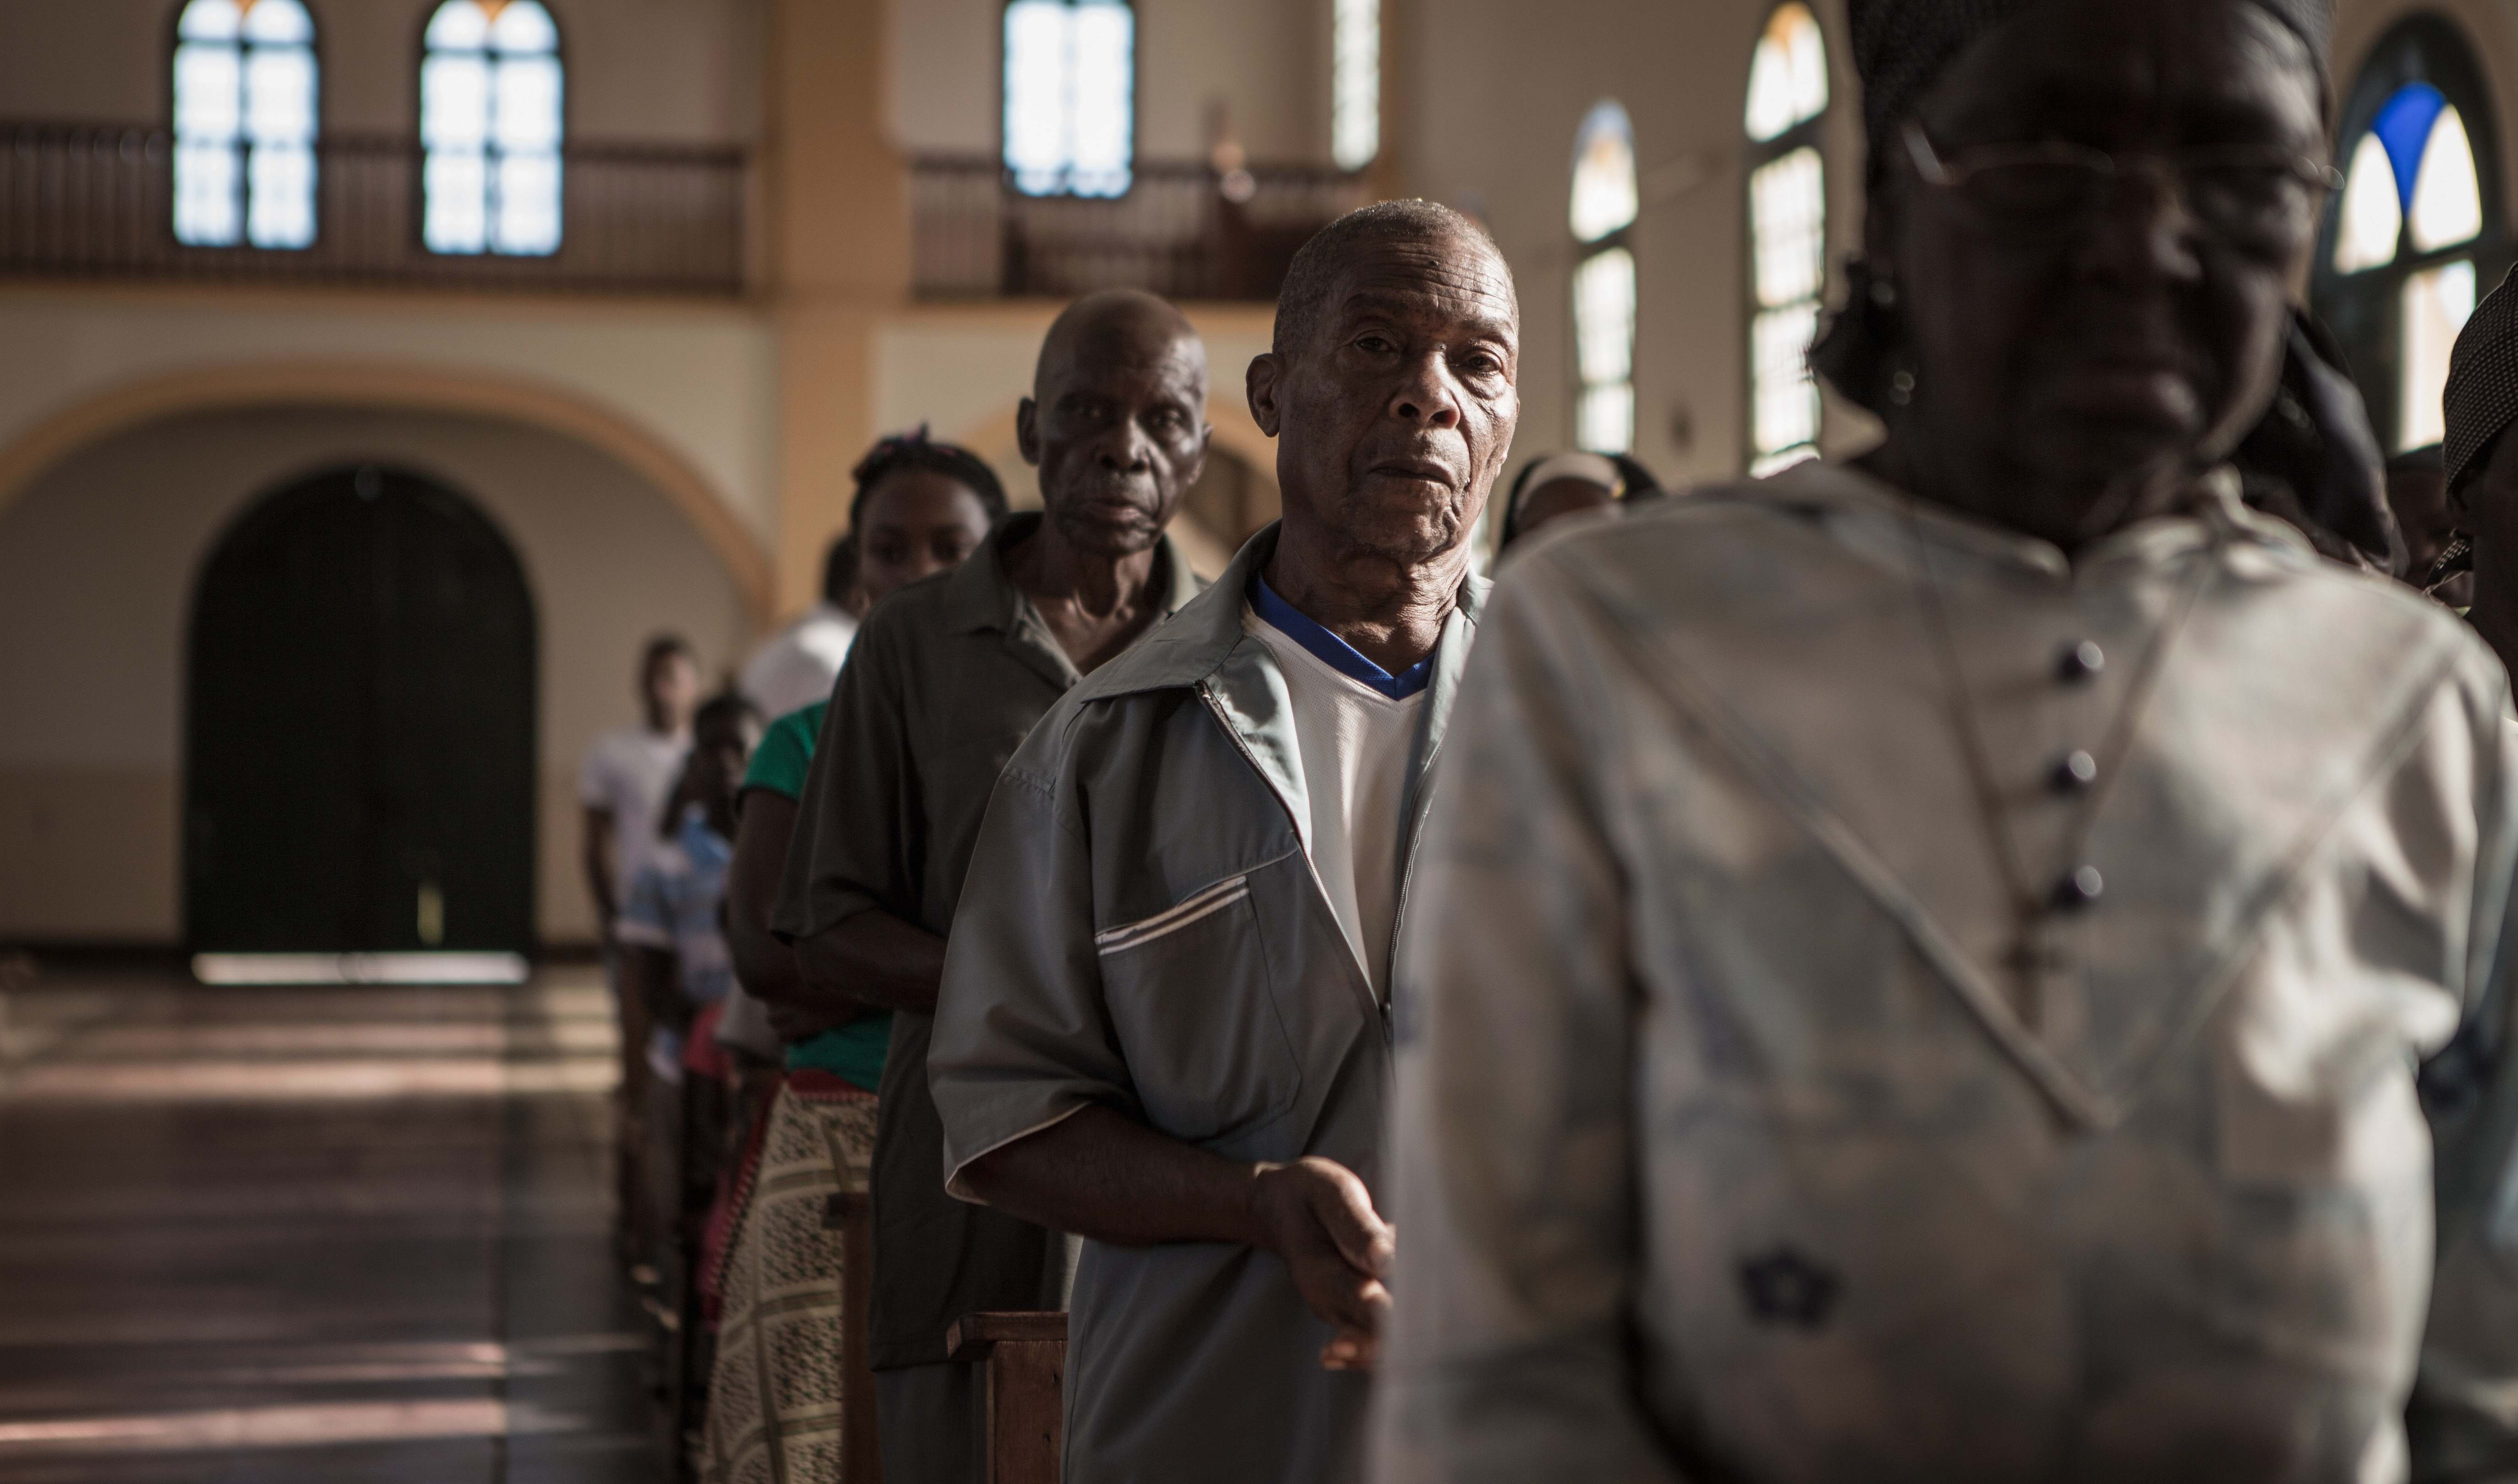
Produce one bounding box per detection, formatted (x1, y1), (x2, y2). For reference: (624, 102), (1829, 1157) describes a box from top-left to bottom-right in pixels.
(1902, 120), (2342, 249)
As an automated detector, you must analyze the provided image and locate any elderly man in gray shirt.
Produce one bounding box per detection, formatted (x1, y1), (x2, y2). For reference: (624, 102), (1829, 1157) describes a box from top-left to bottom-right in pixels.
(929, 201), (1520, 1484)
(774, 289), (1209, 1484)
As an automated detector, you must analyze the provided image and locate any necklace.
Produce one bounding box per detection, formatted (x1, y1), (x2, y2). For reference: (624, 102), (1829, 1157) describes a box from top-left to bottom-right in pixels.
(1900, 505), (2217, 1017)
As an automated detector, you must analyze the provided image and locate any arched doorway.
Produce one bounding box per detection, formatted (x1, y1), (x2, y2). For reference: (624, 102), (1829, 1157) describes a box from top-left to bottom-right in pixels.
(186, 464), (536, 953)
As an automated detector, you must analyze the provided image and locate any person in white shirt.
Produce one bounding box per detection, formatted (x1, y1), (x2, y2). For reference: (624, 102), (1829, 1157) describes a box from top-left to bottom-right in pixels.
(739, 534), (864, 720)
(579, 633), (701, 933)
(578, 631), (701, 1266)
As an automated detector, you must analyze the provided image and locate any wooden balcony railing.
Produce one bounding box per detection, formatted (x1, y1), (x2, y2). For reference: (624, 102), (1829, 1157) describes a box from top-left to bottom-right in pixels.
(0, 120), (747, 296)
(912, 155), (1373, 302)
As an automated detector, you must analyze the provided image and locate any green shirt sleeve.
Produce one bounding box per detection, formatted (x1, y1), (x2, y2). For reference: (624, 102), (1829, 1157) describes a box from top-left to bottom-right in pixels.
(742, 701), (825, 802)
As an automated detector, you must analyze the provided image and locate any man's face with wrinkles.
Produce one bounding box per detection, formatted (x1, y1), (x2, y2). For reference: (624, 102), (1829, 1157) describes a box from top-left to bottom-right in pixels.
(1023, 310), (1210, 558)
(1254, 229), (1521, 567)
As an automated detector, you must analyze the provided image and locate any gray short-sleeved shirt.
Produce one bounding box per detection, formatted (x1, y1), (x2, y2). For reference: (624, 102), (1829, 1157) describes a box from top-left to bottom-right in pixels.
(931, 526), (1487, 1484)
(773, 511), (1201, 1369)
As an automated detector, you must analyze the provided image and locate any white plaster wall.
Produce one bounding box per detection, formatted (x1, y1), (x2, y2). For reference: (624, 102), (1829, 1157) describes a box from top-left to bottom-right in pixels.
(889, 0), (1327, 162)
(0, 405), (752, 945)
(0, 288), (780, 543)
(0, 0), (762, 143)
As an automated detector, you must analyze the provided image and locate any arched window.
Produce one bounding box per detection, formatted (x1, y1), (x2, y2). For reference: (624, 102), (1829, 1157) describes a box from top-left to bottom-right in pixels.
(1332, 0), (1379, 173)
(1571, 102), (1639, 454)
(422, 0), (564, 256)
(173, 0), (318, 250)
(2315, 17), (2503, 453)
(1003, 0), (1134, 197)
(1743, 2), (1828, 475)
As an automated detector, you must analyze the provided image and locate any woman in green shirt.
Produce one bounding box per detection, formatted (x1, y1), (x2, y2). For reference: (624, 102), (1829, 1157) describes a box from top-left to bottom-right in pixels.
(700, 431), (1004, 1484)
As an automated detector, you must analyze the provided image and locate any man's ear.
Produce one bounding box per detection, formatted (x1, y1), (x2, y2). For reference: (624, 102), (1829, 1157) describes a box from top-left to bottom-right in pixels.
(1017, 397), (1042, 467)
(1247, 354), (1284, 439)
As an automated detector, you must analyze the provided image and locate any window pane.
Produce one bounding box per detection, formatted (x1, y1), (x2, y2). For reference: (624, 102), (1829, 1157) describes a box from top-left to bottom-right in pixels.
(240, 0), (313, 45)
(1750, 146), (1825, 309)
(1575, 246), (1636, 384)
(1068, 2), (1134, 196)
(175, 43), (243, 142)
(245, 47), (316, 145)
(423, 55), (490, 149)
(177, 0), (241, 42)
(175, 138), (241, 246)
(494, 55), (564, 151)
(2373, 82), (2447, 217)
(2332, 130), (2403, 273)
(1578, 382), (1636, 457)
(1752, 301), (1821, 462)
(425, 149), (489, 252)
(493, 150), (562, 255)
(489, 0), (559, 55)
(1332, 0), (1379, 171)
(2401, 258), (2477, 450)
(247, 142), (316, 248)
(1003, 1), (1069, 192)
(1745, 3), (1828, 142)
(2410, 105), (2483, 253)
(1570, 101), (1637, 242)
(426, 0), (489, 50)
(1575, 244), (1637, 454)
(1002, 0), (1134, 198)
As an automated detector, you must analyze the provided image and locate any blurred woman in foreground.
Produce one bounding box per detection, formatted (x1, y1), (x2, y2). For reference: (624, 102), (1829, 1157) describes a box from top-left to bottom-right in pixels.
(1375, 2), (2518, 1480)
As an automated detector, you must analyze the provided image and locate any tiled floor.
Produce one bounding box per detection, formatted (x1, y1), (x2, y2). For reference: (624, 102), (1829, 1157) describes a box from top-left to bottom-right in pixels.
(0, 960), (669, 1484)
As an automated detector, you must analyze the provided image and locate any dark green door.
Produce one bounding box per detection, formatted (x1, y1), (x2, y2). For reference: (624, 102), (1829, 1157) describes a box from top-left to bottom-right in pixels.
(186, 465), (536, 953)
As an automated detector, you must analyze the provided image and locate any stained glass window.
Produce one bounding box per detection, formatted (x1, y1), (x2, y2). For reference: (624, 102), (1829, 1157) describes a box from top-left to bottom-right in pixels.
(1745, 4), (1828, 475)
(1333, 0), (1379, 173)
(423, 0), (564, 256)
(1571, 103), (1638, 454)
(2333, 83), (2481, 275)
(173, 0), (318, 250)
(1004, 0), (1134, 197)
(2314, 21), (2500, 455)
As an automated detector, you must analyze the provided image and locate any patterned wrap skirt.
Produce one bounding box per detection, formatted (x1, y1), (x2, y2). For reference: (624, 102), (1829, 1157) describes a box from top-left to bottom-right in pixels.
(698, 1071), (878, 1484)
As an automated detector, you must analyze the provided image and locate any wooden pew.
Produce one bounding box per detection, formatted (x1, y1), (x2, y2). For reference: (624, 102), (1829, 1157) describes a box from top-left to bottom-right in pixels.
(840, 1186), (885, 1480)
(946, 1311), (1067, 1484)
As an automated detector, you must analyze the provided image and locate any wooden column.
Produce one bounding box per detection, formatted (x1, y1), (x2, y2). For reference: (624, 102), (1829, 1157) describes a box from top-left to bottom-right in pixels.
(945, 1311), (1068, 1484)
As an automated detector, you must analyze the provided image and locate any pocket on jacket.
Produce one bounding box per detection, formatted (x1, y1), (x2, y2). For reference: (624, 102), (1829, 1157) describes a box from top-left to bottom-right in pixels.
(1096, 873), (1303, 1144)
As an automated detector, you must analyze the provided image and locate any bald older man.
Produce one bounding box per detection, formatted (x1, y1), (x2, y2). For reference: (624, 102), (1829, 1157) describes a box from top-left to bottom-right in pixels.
(775, 289), (1210, 1484)
(929, 201), (1520, 1484)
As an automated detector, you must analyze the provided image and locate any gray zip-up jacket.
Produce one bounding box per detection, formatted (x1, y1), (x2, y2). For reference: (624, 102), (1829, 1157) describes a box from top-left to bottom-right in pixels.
(931, 524), (1485, 1484)
(1372, 461), (2518, 1484)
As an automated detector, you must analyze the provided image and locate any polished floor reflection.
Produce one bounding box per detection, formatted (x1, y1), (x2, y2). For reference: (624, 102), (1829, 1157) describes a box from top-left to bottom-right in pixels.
(0, 960), (666, 1484)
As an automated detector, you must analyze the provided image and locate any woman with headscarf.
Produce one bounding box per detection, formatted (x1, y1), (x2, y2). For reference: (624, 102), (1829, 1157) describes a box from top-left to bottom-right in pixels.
(1372, 3), (2518, 1481)
(1496, 450), (1667, 553)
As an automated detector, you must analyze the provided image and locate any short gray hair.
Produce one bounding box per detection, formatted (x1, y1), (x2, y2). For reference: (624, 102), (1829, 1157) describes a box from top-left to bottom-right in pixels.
(1273, 199), (1511, 358)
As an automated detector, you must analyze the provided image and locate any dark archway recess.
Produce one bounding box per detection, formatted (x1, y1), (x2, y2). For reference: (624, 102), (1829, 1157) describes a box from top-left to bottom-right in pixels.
(186, 464), (536, 954)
